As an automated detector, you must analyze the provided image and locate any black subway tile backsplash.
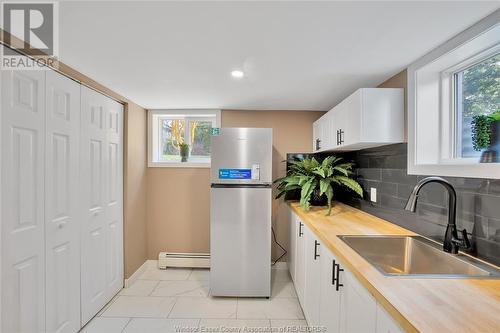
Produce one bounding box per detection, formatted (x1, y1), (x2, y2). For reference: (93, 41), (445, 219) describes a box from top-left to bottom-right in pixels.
(325, 143), (500, 266)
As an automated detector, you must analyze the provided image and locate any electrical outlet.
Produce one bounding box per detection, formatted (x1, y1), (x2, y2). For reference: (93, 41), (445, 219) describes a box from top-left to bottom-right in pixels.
(370, 187), (377, 203)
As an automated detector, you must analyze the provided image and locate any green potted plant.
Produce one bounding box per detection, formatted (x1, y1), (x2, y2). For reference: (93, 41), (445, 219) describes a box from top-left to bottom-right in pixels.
(179, 142), (190, 162)
(274, 156), (363, 215)
(471, 110), (500, 163)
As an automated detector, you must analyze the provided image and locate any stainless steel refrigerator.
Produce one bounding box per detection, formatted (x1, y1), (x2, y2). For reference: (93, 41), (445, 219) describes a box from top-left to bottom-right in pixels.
(210, 128), (272, 297)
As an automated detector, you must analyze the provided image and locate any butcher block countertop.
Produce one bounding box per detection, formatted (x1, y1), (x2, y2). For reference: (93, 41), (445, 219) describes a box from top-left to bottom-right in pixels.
(289, 201), (500, 333)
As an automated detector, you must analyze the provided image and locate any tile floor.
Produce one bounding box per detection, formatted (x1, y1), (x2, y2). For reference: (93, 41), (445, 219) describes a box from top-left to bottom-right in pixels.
(82, 265), (309, 333)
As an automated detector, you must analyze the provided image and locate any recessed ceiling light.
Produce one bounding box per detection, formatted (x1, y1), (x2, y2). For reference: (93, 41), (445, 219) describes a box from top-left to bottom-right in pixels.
(231, 70), (244, 78)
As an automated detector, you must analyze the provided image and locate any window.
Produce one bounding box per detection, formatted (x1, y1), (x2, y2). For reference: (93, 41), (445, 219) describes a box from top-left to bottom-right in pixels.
(455, 53), (500, 158)
(408, 13), (500, 179)
(148, 110), (221, 167)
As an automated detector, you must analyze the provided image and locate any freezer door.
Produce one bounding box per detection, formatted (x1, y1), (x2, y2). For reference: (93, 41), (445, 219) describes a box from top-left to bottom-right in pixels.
(210, 128), (272, 184)
(210, 186), (271, 297)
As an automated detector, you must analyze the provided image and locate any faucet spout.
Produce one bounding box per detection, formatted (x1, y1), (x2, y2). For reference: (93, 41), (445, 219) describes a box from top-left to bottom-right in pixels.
(404, 176), (470, 254)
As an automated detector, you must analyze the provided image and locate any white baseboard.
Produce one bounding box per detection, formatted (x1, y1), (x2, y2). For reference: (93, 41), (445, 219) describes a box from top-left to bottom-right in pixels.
(124, 260), (155, 287)
(273, 261), (288, 270)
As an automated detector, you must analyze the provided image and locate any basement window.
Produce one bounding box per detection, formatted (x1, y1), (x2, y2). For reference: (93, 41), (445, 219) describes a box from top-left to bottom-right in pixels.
(148, 110), (221, 167)
(454, 53), (500, 159)
(408, 15), (500, 179)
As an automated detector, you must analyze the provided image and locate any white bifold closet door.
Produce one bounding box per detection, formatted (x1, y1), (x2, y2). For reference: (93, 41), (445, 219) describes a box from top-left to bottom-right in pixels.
(80, 86), (124, 325)
(1, 67), (82, 333)
(1, 48), (124, 332)
(45, 70), (82, 333)
(1, 68), (46, 333)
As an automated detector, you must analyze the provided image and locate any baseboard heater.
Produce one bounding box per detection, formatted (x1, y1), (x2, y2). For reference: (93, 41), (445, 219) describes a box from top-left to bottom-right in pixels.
(158, 252), (210, 269)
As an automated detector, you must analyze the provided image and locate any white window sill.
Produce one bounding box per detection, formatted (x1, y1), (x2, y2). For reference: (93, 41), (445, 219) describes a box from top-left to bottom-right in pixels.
(148, 161), (211, 168)
(409, 162), (500, 179)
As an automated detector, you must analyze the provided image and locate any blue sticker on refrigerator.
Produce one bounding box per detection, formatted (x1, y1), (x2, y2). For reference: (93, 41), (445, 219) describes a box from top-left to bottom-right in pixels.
(218, 169), (252, 180)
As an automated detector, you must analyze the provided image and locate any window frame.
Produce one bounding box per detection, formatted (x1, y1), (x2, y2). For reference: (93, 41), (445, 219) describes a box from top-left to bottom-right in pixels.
(407, 11), (500, 179)
(148, 109), (221, 168)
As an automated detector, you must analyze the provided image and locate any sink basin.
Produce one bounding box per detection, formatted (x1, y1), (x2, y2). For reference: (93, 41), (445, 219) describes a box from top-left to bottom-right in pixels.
(338, 235), (500, 278)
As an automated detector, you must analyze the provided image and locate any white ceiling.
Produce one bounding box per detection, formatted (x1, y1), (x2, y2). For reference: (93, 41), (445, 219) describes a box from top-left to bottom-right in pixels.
(59, 1), (499, 110)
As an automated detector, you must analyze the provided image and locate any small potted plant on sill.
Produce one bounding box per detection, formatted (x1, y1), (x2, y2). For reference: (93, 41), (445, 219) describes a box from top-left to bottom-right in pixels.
(471, 110), (500, 163)
(179, 142), (190, 162)
(274, 156), (363, 216)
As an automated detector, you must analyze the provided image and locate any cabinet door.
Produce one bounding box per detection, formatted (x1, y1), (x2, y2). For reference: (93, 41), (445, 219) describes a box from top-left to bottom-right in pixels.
(333, 101), (347, 149)
(1, 67), (46, 333)
(294, 219), (306, 304)
(341, 270), (377, 333)
(322, 112), (335, 151)
(303, 226), (321, 325)
(45, 70), (81, 333)
(343, 90), (361, 147)
(376, 304), (404, 333)
(80, 86), (124, 325)
(288, 209), (298, 283)
(319, 249), (343, 333)
(313, 119), (323, 152)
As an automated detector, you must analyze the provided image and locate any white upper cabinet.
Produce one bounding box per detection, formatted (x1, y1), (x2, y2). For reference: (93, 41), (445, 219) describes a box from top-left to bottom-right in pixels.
(313, 88), (404, 152)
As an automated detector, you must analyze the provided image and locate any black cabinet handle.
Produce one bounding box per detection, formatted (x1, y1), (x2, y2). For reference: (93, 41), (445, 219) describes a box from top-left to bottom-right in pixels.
(332, 259), (337, 285)
(315, 138), (321, 151)
(336, 130), (340, 145)
(314, 240), (320, 260)
(298, 222), (303, 237)
(339, 129), (344, 145)
(332, 259), (344, 290)
(335, 263), (344, 291)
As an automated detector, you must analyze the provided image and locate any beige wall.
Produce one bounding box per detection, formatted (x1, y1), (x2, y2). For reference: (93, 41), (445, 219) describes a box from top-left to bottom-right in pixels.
(377, 70), (408, 140)
(146, 110), (324, 259)
(124, 103), (148, 278)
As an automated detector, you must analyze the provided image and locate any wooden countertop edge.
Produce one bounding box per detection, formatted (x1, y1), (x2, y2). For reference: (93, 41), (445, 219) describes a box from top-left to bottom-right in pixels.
(289, 201), (421, 333)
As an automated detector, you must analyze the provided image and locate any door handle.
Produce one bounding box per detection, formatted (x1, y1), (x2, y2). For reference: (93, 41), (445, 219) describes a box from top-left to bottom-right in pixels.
(298, 222), (303, 237)
(314, 240), (320, 260)
(335, 262), (344, 291)
(315, 138), (321, 151)
(339, 129), (344, 145)
(336, 130), (340, 145)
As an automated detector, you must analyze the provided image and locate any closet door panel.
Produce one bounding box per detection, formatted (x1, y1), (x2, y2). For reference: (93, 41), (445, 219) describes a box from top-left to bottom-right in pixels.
(45, 70), (81, 333)
(81, 87), (123, 325)
(1, 68), (46, 332)
(81, 87), (108, 325)
(105, 100), (123, 299)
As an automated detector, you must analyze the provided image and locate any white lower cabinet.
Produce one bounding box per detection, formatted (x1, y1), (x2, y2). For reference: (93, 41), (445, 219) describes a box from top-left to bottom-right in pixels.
(303, 226), (321, 325)
(287, 206), (404, 333)
(288, 210), (298, 283)
(376, 304), (404, 333)
(319, 247), (343, 333)
(294, 217), (306, 304)
(341, 270), (377, 332)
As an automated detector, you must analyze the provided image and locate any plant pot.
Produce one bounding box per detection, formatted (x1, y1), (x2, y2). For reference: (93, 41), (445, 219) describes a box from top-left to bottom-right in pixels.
(480, 120), (500, 163)
(180, 150), (189, 162)
(310, 188), (327, 206)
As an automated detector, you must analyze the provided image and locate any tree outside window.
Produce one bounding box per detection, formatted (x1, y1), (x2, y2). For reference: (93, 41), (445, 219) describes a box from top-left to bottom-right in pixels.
(159, 117), (215, 162)
(456, 53), (500, 158)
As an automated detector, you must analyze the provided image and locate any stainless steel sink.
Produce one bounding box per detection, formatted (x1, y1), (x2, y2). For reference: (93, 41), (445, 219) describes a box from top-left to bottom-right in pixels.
(338, 235), (500, 278)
